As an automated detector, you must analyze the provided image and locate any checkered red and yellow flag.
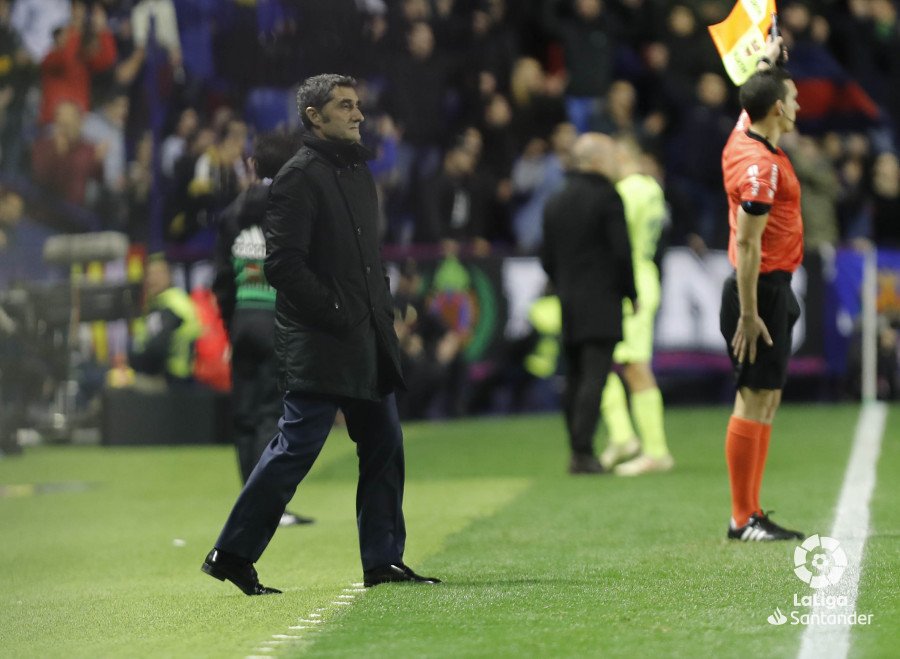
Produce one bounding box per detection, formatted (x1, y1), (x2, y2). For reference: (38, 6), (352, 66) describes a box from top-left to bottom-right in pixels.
(708, 0), (777, 85)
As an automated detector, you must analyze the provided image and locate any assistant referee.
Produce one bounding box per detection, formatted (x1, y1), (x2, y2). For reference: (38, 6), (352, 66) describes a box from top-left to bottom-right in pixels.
(719, 36), (805, 542)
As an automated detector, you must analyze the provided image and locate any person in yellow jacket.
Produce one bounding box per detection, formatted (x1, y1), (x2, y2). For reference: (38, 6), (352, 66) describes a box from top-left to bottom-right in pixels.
(130, 256), (202, 383)
(599, 135), (674, 476)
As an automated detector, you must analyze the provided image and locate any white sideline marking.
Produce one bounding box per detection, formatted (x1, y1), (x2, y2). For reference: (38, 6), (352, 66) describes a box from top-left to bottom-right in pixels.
(245, 583), (367, 658)
(797, 402), (887, 659)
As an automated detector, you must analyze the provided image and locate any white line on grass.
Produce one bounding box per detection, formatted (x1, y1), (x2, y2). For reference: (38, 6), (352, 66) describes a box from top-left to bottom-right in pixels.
(245, 583), (367, 659)
(796, 402), (887, 659)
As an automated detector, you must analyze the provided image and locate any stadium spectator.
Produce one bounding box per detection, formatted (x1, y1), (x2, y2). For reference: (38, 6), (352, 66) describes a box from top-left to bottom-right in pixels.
(508, 57), (567, 149)
(31, 100), (103, 207)
(126, 130), (153, 242)
(659, 4), (721, 93)
(788, 134), (840, 250)
(667, 72), (734, 251)
(510, 120), (575, 253)
(160, 107), (199, 179)
(478, 92), (516, 242)
(9, 0), (70, 62)
(589, 79), (635, 136)
(393, 258), (465, 419)
(541, 0), (620, 133)
(202, 73), (440, 595)
(417, 136), (490, 254)
(382, 20), (456, 242)
(464, 0), (519, 101)
(164, 125), (215, 242)
(719, 38), (805, 542)
(37, 2), (117, 125)
(870, 151), (900, 248)
(541, 132), (635, 475)
(82, 89), (131, 231)
(600, 134), (674, 476)
(212, 129), (313, 528)
(0, 0), (33, 173)
(383, 0), (432, 54)
(81, 91), (129, 194)
(173, 119), (248, 240)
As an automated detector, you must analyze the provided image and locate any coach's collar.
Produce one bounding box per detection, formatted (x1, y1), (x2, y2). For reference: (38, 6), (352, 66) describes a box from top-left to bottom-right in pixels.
(302, 135), (373, 168)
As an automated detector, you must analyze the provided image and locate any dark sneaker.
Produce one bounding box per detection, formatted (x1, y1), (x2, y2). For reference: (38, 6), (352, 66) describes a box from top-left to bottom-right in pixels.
(568, 454), (607, 475)
(727, 512), (803, 542)
(756, 511), (804, 540)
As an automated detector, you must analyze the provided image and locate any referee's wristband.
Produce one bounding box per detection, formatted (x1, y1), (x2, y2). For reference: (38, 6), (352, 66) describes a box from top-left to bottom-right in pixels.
(758, 56), (772, 68)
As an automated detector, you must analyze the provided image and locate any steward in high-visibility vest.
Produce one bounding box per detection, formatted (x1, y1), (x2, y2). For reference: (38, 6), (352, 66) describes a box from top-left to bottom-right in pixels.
(130, 258), (201, 382)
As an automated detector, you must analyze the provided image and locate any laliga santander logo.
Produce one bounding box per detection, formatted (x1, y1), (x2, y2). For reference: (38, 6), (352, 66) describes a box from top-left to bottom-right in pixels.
(793, 534), (847, 589)
(765, 534), (873, 626)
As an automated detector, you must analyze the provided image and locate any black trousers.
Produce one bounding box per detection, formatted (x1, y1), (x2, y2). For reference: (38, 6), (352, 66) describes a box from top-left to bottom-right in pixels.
(229, 309), (281, 483)
(215, 391), (406, 571)
(562, 340), (616, 456)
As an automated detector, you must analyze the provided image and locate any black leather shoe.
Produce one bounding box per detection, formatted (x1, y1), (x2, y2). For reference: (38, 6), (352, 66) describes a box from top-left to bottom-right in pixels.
(363, 563), (442, 587)
(201, 548), (282, 596)
(568, 453), (607, 475)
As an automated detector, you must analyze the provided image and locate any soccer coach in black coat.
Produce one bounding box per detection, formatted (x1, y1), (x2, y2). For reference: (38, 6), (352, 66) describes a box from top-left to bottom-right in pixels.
(541, 132), (636, 475)
(202, 74), (440, 593)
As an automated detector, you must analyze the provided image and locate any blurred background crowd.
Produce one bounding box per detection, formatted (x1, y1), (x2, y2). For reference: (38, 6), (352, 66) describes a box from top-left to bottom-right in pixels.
(0, 0), (899, 257)
(1, 0), (900, 445)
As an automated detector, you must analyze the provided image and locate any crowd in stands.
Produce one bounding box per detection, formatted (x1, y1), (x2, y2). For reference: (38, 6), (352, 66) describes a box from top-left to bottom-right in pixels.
(0, 0), (899, 262)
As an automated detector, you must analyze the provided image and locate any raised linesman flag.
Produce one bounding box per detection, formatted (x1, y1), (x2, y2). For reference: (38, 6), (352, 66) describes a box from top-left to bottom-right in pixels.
(708, 0), (777, 85)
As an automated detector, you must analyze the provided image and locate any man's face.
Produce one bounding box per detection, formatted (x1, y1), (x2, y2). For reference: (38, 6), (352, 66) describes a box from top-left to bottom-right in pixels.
(309, 86), (364, 144)
(780, 80), (800, 133)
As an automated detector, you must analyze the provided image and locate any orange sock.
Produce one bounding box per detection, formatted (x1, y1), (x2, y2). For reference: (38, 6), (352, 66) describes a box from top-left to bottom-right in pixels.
(752, 423), (772, 513)
(725, 416), (764, 527)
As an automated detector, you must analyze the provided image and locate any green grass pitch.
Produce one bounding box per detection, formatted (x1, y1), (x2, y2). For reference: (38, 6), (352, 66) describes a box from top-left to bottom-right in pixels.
(0, 403), (897, 658)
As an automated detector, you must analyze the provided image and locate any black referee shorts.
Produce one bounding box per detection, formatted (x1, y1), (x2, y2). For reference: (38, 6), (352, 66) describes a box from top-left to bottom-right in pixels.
(719, 270), (800, 390)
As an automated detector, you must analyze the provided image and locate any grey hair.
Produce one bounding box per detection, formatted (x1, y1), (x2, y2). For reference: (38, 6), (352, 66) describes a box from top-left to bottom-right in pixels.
(296, 74), (358, 129)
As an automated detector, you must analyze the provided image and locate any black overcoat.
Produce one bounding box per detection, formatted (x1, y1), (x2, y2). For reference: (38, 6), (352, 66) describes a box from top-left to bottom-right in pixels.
(264, 135), (403, 400)
(541, 171), (637, 344)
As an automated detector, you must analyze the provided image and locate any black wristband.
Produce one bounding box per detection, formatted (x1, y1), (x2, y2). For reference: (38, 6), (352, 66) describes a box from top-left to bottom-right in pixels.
(759, 56), (772, 66)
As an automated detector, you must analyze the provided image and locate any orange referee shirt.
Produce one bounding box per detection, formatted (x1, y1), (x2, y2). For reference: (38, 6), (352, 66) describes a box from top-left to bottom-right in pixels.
(722, 111), (803, 273)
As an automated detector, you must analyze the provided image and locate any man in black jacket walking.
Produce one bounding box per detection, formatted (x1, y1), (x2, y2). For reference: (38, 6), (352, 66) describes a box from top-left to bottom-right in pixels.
(202, 74), (440, 594)
(541, 133), (636, 474)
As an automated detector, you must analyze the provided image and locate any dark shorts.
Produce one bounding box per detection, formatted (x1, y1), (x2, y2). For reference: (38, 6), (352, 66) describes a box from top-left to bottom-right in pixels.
(719, 271), (800, 390)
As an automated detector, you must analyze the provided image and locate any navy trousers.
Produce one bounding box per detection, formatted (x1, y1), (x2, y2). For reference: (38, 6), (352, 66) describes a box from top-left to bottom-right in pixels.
(215, 391), (406, 571)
